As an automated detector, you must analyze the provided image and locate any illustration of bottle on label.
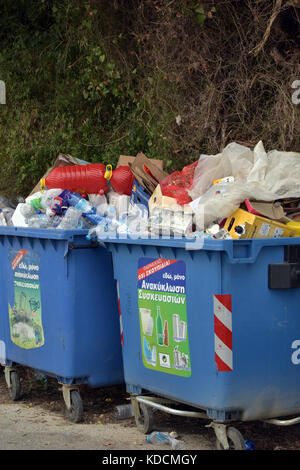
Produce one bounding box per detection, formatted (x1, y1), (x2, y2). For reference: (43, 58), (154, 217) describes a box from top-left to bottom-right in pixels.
(156, 306), (164, 345)
(163, 320), (169, 346)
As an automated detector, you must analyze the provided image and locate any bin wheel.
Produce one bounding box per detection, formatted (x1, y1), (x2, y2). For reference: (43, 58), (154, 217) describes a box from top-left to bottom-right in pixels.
(134, 402), (154, 434)
(9, 371), (21, 401)
(65, 390), (83, 423)
(216, 426), (246, 450)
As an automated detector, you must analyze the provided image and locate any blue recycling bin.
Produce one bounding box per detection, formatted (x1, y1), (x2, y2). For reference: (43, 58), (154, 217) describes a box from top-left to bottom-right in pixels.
(0, 226), (123, 422)
(105, 235), (300, 448)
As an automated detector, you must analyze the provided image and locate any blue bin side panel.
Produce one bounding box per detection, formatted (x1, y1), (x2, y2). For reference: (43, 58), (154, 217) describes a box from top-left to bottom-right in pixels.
(109, 239), (300, 421)
(0, 232), (123, 387)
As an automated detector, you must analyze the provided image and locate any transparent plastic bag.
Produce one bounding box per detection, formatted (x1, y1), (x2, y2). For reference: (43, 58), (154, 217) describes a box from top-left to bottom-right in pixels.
(191, 141), (300, 230)
(159, 161), (198, 205)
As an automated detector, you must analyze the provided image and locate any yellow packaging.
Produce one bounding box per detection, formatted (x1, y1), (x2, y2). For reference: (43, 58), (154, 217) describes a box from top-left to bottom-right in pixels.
(286, 221), (300, 237)
(224, 208), (294, 239)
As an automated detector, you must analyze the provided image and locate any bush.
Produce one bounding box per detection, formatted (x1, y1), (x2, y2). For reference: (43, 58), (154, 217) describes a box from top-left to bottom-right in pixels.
(0, 0), (299, 196)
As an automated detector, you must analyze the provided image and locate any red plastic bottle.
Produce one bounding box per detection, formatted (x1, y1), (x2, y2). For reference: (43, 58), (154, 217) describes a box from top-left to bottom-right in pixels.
(42, 163), (108, 195)
(105, 165), (135, 196)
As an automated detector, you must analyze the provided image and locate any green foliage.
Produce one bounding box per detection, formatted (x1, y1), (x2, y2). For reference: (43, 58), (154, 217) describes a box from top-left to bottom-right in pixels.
(0, 0), (300, 196)
(0, 0), (175, 196)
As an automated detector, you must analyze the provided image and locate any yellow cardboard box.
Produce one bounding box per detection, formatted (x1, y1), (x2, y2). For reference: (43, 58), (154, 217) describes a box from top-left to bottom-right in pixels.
(224, 208), (294, 239)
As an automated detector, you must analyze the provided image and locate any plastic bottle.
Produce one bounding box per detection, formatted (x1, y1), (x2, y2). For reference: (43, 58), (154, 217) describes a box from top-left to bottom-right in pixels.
(114, 404), (134, 420)
(62, 190), (105, 226)
(27, 213), (53, 229)
(40, 188), (64, 209)
(0, 209), (6, 226)
(57, 207), (82, 230)
(245, 440), (256, 450)
(20, 203), (37, 219)
(88, 194), (109, 216)
(146, 432), (185, 450)
(42, 164), (108, 195)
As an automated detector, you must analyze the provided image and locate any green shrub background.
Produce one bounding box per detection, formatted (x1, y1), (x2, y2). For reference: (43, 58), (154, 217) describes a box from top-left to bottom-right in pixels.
(0, 0), (299, 196)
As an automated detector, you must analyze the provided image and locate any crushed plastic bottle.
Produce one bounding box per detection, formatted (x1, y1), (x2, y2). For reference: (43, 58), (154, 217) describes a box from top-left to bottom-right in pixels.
(146, 431), (185, 450)
(27, 213), (53, 229)
(245, 440), (256, 450)
(62, 190), (104, 226)
(57, 207), (82, 230)
(88, 194), (109, 216)
(0, 209), (7, 226)
(20, 203), (37, 220)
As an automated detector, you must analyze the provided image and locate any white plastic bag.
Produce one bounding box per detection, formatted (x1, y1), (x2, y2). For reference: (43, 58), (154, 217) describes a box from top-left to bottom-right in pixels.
(191, 141), (300, 230)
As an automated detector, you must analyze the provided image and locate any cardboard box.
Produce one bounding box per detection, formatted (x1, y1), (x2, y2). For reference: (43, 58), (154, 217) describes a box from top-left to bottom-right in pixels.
(148, 184), (193, 214)
(117, 155), (164, 171)
(224, 208), (294, 239)
(129, 152), (168, 195)
(244, 199), (286, 221)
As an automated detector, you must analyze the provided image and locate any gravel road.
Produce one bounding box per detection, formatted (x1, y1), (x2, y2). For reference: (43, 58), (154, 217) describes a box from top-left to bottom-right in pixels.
(1, 365), (300, 450)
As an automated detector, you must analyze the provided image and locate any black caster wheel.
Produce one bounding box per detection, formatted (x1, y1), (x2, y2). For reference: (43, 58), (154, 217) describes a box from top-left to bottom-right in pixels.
(216, 426), (246, 450)
(65, 390), (83, 423)
(9, 370), (21, 401)
(134, 402), (154, 434)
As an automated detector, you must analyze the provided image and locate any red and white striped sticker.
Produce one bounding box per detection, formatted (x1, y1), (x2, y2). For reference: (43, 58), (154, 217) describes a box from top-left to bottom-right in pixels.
(116, 281), (124, 347)
(214, 294), (233, 371)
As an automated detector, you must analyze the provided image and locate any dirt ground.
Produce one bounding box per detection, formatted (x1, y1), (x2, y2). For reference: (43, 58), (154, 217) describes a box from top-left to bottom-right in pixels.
(1, 365), (300, 451)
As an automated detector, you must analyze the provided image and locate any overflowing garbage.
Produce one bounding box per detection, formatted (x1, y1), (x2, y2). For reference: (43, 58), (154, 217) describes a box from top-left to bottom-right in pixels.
(4, 141), (300, 242)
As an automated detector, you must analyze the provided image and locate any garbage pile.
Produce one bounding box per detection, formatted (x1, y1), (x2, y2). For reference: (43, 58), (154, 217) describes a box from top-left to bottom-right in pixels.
(4, 141), (300, 241)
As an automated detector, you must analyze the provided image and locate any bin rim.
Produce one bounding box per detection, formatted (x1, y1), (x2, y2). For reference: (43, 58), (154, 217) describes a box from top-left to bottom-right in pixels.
(0, 226), (89, 242)
(101, 234), (300, 264)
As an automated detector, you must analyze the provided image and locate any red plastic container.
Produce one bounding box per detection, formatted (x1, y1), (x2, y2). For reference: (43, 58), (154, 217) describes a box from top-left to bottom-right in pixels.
(42, 164), (108, 195)
(106, 166), (135, 196)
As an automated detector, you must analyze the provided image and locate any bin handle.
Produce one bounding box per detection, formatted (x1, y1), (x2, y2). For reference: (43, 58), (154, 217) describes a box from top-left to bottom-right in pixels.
(136, 395), (208, 419)
(225, 240), (262, 264)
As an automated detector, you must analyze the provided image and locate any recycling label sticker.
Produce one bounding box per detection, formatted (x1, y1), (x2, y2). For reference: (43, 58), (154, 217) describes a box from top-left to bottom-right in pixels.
(138, 257), (191, 377)
(8, 249), (44, 350)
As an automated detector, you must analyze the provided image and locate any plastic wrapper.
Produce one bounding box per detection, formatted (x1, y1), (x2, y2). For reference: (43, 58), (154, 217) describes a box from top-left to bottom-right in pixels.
(190, 141), (300, 230)
(148, 207), (194, 238)
(159, 161), (198, 205)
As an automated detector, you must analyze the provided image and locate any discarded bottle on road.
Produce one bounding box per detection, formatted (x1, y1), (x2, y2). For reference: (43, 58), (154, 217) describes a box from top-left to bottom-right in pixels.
(114, 404), (135, 420)
(245, 440), (256, 450)
(146, 431), (185, 450)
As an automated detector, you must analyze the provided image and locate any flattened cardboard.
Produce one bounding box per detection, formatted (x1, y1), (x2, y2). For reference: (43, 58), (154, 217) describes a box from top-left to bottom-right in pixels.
(117, 155), (164, 171)
(245, 200), (285, 220)
(129, 152), (168, 195)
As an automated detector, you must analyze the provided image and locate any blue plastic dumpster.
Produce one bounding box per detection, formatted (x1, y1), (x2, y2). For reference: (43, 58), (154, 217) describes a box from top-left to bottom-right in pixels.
(105, 235), (300, 449)
(0, 226), (123, 422)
